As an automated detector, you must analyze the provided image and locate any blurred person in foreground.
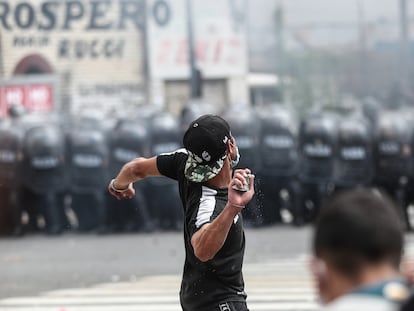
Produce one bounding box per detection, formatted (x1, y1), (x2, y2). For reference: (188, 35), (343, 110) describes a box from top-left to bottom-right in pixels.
(108, 114), (255, 311)
(310, 189), (411, 311)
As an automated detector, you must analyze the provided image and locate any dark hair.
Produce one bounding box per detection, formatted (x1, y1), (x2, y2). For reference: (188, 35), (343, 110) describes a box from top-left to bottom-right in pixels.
(313, 189), (404, 278)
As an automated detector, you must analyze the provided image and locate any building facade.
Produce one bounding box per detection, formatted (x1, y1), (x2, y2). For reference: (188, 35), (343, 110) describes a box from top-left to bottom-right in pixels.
(0, 0), (146, 115)
(0, 0), (250, 116)
(142, 0), (249, 114)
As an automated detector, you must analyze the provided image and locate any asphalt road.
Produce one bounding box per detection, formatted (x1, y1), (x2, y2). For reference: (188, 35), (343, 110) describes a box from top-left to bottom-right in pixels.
(0, 225), (312, 299)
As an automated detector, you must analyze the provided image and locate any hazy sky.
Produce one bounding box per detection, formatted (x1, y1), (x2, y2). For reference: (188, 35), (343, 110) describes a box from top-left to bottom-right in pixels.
(247, 0), (413, 50)
(248, 0), (407, 26)
(281, 0), (401, 24)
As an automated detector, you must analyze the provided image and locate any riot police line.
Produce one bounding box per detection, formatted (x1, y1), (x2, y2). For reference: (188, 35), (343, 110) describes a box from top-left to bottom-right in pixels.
(1, 102), (414, 236)
(0, 106), (183, 235)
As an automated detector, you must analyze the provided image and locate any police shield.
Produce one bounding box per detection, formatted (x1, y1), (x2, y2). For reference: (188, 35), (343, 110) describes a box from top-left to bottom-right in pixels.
(20, 119), (67, 234)
(334, 117), (373, 189)
(298, 112), (337, 223)
(259, 106), (298, 176)
(146, 112), (183, 230)
(107, 118), (154, 232)
(373, 111), (413, 231)
(256, 106), (301, 225)
(373, 112), (412, 184)
(299, 113), (337, 183)
(66, 117), (109, 232)
(0, 120), (24, 235)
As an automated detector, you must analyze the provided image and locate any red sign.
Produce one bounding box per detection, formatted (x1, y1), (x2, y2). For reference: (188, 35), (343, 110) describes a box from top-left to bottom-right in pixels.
(0, 83), (53, 116)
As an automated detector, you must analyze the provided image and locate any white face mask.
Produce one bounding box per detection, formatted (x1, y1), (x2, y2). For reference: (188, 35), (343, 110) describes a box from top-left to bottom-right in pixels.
(230, 147), (240, 169)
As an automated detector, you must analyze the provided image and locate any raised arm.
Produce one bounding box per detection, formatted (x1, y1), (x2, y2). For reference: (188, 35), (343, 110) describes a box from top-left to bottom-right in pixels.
(108, 156), (161, 200)
(191, 169), (255, 262)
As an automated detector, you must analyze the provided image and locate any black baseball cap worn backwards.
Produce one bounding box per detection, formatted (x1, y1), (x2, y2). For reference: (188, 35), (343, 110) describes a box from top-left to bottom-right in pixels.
(183, 114), (231, 183)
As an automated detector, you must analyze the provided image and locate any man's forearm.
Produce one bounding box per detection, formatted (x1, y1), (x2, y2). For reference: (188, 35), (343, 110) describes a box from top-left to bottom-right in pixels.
(113, 161), (138, 189)
(113, 157), (160, 189)
(191, 203), (241, 262)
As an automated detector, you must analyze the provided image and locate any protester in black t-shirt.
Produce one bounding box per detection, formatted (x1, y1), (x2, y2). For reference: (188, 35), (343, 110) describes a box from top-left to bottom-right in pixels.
(108, 114), (255, 311)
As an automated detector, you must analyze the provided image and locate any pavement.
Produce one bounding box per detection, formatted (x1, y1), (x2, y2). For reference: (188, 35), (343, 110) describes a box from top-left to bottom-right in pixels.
(1, 225), (413, 311)
(0, 254), (317, 311)
(0, 226), (312, 299)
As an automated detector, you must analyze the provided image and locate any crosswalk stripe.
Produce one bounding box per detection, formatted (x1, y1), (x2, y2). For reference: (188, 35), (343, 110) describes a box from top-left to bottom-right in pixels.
(0, 255), (319, 311)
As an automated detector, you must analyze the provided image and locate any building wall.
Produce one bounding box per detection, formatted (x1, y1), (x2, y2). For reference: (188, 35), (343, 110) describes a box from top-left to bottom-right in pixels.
(0, 0), (146, 115)
(147, 0), (249, 108)
(164, 79), (228, 116)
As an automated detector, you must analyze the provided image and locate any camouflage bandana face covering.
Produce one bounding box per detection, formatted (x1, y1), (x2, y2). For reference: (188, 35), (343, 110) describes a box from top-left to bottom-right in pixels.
(184, 151), (227, 183)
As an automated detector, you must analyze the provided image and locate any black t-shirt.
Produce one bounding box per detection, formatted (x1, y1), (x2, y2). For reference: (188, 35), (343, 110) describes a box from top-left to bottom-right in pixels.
(157, 149), (247, 311)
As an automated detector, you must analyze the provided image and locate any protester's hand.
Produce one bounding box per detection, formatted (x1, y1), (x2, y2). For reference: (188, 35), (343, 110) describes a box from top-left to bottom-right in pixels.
(228, 168), (255, 209)
(108, 179), (135, 200)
